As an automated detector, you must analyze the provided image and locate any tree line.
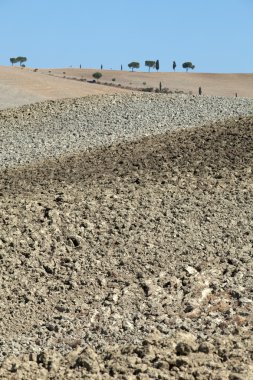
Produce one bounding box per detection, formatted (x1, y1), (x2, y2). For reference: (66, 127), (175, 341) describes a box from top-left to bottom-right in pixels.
(9, 56), (194, 73)
(10, 57), (27, 67)
(128, 60), (195, 72)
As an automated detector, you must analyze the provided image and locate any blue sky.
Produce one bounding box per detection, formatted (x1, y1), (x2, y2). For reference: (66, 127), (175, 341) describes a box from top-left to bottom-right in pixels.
(1, 0), (252, 73)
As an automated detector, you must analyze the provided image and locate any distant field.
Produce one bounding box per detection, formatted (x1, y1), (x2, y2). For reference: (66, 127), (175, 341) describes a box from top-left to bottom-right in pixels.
(40, 68), (253, 98)
(0, 66), (127, 109)
(0, 65), (253, 110)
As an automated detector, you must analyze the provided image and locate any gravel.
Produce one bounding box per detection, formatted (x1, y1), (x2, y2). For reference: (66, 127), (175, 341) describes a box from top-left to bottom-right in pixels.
(0, 93), (253, 168)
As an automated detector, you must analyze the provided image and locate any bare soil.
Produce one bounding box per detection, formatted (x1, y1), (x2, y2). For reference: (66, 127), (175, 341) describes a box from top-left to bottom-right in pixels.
(39, 68), (253, 98)
(1, 66), (253, 111)
(0, 116), (253, 379)
(0, 66), (128, 109)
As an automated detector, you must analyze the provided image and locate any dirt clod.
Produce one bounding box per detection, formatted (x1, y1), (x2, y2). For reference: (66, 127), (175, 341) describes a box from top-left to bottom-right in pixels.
(0, 114), (253, 379)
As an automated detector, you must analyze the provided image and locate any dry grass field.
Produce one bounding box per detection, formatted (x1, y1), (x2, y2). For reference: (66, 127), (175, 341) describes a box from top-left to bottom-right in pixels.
(0, 66), (252, 110)
(0, 66), (127, 109)
(40, 68), (253, 98)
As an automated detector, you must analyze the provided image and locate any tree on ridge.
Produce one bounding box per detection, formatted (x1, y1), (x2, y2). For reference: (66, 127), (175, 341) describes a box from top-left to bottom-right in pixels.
(182, 62), (195, 72)
(92, 72), (102, 81)
(15, 56), (27, 66)
(155, 60), (159, 72)
(145, 60), (156, 72)
(10, 58), (17, 66)
(128, 62), (140, 72)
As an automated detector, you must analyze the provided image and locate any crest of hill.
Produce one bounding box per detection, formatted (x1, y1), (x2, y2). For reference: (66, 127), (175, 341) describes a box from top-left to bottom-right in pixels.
(41, 67), (253, 98)
(0, 66), (127, 109)
(0, 65), (253, 109)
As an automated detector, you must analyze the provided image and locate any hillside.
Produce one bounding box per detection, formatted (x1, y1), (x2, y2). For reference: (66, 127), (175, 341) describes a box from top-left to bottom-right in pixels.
(0, 66), (127, 109)
(40, 68), (253, 98)
(1, 112), (253, 379)
(0, 66), (253, 110)
(0, 75), (253, 378)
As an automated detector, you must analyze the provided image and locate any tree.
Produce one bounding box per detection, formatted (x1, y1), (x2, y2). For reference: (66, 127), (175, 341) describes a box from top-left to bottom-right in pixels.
(16, 57), (22, 65)
(20, 57), (27, 66)
(145, 60), (156, 72)
(155, 60), (159, 72)
(92, 72), (102, 81)
(128, 62), (140, 72)
(16, 56), (27, 66)
(182, 62), (195, 72)
(173, 61), (176, 72)
(10, 58), (17, 66)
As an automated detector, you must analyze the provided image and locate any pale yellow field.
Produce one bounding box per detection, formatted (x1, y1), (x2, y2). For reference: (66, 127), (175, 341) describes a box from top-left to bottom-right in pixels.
(0, 66), (128, 109)
(40, 68), (253, 98)
(0, 65), (253, 109)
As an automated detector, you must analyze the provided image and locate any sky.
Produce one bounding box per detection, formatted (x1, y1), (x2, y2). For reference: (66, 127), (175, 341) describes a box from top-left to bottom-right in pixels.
(0, 0), (252, 73)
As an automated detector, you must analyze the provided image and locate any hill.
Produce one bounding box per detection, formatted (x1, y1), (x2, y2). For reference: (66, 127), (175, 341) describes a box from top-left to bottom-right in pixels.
(0, 66), (127, 109)
(1, 114), (253, 379)
(40, 68), (253, 98)
(0, 66), (253, 110)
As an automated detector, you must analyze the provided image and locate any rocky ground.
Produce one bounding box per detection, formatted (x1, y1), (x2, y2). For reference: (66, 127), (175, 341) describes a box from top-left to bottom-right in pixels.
(1, 93), (253, 168)
(0, 94), (253, 379)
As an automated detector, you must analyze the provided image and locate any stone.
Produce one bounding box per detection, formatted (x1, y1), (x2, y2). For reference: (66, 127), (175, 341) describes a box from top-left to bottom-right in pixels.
(176, 342), (192, 356)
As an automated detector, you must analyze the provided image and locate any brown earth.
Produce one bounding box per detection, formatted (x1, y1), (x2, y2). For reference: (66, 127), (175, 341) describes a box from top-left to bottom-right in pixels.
(0, 117), (253, 379)
(39, 68), (253, 98)
(0, 66), (128, 109)
(1, 66), (253, 111)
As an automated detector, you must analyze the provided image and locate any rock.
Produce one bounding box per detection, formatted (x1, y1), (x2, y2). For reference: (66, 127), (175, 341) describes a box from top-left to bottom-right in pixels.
(66, 347), (83, 367)
(74, 348), (99, 373)
(176, 342), (192, 356)
(229, 374), (244, 380)
(185, 266), (198, 275)
(198, 342), (211, 354)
